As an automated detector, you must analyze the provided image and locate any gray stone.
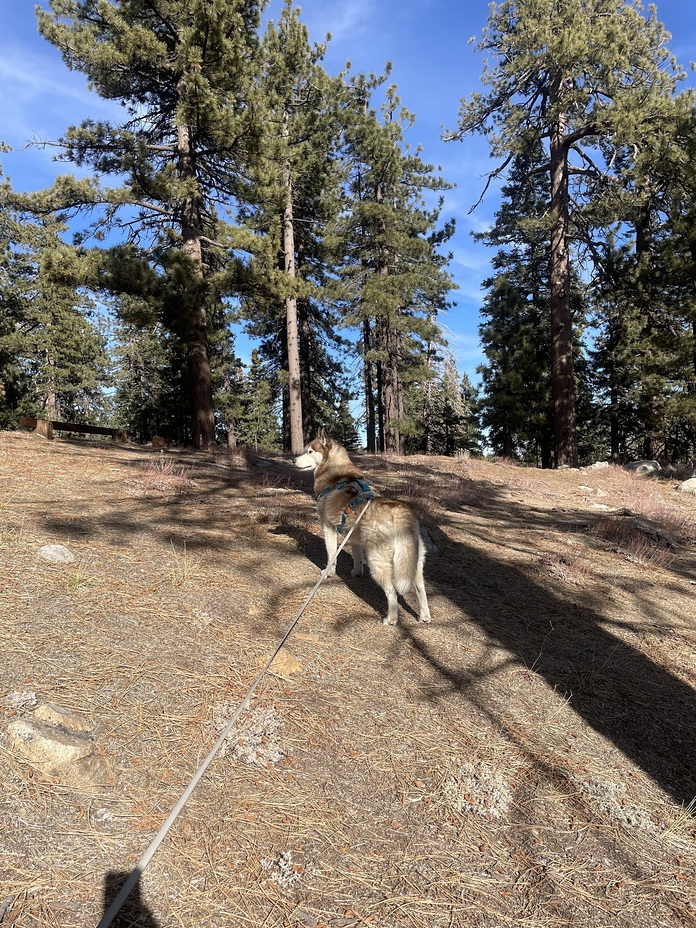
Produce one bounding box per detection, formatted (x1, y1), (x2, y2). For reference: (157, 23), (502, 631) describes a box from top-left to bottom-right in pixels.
(37, 544), (75, 564)
(625, 460), (661, 476)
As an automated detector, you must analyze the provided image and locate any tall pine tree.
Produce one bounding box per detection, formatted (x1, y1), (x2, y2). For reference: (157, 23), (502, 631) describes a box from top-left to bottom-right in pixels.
(30, 0), (266, 447)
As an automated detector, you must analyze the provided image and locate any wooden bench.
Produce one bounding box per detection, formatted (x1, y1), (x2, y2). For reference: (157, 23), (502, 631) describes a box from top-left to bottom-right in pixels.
(19, 417), (128, 442)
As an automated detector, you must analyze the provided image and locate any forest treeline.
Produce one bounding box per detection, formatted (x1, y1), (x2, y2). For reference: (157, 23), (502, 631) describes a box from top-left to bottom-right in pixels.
(1, 0), (695, 467)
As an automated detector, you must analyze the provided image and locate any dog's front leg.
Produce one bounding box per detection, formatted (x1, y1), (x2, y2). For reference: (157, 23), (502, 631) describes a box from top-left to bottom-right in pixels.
(322, 525), (338, 577)
(350, 541), (365, 577)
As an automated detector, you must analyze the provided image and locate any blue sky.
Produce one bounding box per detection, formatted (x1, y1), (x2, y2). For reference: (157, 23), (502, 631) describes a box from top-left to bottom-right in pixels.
(1, 0), (695, 386)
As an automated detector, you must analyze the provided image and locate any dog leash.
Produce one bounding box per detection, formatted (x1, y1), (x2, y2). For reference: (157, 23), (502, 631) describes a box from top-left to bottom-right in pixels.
(96, 498), (373, 928)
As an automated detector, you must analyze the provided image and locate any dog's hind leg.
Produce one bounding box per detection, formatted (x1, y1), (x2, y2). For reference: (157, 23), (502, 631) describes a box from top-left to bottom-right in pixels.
(368, 555), (399, 626)
(415, 575), (431, 623)
(381, 582), (399, 626)
(414, 544), (431, 623)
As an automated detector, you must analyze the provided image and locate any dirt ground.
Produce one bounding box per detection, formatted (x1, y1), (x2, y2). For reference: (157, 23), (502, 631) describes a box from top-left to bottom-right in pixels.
(0, 429), (695, 928)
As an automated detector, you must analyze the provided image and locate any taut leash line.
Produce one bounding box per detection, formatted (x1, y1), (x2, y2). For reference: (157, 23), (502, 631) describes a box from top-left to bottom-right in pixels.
(96, 500), (372, 928)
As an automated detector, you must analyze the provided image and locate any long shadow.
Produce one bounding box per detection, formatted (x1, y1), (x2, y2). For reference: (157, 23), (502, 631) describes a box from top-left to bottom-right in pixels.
(26, 441), (696, 806)
(284, 471), (696, 809)
(426, 531), (694, 806)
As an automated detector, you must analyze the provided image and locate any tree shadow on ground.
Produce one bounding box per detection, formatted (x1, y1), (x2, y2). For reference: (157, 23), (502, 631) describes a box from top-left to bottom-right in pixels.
(285, 474), (696, 810)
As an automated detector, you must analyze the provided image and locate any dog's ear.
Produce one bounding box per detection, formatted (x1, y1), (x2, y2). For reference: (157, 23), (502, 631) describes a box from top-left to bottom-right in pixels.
(317, 427), (332, 448)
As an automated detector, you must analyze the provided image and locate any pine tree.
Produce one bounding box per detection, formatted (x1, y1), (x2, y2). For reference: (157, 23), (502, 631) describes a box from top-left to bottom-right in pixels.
(333, 75), (456, 454)
(476, 143), (555, 464)
(237, 349), (281, 451)
(240, 1), (343, 453)
(29, 0), (266, 448)
(111, 317), (188, 443)
(1, 170), (109, 427)
(447, 0), (684, 467)
(209, 301), (245, 450)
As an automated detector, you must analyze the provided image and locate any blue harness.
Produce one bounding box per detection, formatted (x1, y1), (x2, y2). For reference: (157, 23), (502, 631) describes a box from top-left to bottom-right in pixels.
(317, 479), (377, 534)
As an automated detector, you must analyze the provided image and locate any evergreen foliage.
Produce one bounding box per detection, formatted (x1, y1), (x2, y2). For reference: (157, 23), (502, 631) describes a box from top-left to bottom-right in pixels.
(27, 0), (267, 448)
(3, 1), (695, 467)
(448, 0), (686, 467)
(1, 172), (109, 428)
(332, 73), (456, 453)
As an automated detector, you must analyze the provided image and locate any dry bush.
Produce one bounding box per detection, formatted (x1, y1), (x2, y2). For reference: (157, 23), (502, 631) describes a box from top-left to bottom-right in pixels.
(592, 513), (676, 568)
(129, 455), (197, 497)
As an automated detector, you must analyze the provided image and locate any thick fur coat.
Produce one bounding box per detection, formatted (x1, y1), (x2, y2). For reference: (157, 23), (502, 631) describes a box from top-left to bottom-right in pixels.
(295, 430), (431, 626)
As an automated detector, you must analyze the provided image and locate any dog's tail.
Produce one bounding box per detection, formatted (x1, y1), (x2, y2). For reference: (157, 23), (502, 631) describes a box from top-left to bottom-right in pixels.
(393, 510), (423, 595)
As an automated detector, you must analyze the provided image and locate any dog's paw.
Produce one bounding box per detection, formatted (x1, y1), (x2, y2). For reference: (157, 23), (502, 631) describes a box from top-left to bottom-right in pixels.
(418, 613), (432, 624)
(381, 615), (398, 626)
(350, 567), (364, 578)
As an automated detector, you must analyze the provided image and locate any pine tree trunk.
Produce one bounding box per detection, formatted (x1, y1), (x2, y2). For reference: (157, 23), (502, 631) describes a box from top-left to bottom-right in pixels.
(383, 321), (403, 454)
(549, 109), (578, 468)
(282, 109), (304, 455)
(635, 200), (662, 462)
(299, 300), (313, 441)
(177, 113), (215, 450)
(363, 318), (376, 453)
(375, 315), (386, 453)
(227, 422), (237, 451)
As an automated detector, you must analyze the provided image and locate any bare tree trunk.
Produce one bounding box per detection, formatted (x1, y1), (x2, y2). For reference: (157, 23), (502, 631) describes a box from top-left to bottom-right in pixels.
(177, 111), (215, 450)
(282, 108), (304, 455)
(549, 108), (578, 468)
(227, 422), (237, 451)
(363, 317), (376, 453)
(383, 320), (402, 454)
(635, 197), (663, 462)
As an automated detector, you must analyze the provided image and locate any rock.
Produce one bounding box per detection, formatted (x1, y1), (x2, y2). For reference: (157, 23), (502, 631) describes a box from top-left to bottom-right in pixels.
(38, 544), (75, 564)
(6, 704), (111, 789)
(678, 477), (696, 495)
(151, 435), (166, 447)
(625, 460), (661, 476)
(60, 753), (112, 788)
(34, 703), (93, 733)
(7, 717), (94, 769)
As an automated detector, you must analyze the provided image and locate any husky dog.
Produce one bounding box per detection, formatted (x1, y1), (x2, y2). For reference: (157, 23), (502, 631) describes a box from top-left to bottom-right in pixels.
(294, 429), (431, 626)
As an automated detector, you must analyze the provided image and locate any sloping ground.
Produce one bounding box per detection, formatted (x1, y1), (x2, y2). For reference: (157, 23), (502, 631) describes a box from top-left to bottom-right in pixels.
(0, 430), (695, 928)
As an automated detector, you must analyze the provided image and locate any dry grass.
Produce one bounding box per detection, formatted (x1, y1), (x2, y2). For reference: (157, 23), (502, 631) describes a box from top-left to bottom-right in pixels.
(0, 431), (695, 928)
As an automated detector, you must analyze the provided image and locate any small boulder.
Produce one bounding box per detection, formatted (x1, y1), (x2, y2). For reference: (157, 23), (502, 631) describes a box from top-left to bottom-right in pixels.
(7, 717), (94, 769)
(38, 544), (75, 564)
(678, 477), (696, 495)
(34, 702), (94, 733)
(6, 704), (111, 789)
(625, 460), (661, 476)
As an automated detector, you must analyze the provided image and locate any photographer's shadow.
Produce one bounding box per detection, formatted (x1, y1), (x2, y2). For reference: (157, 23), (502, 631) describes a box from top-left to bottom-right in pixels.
(102, 871), (159, 928)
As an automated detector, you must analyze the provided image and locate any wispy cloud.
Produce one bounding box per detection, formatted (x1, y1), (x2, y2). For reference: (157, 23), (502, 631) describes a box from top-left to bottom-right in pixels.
(306, 0), (375, 45)
(0, 47), (116, 145)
